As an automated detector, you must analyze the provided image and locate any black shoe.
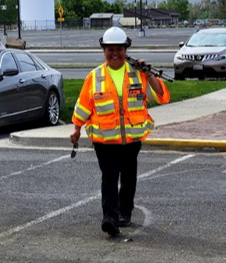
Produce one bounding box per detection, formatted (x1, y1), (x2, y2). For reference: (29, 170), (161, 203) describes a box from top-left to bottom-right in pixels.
(101, 217), (120, 236)
(119, 215), (131, 227)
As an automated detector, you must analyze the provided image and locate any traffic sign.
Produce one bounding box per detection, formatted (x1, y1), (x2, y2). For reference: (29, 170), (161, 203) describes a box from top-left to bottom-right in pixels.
(58, 5), (64, 18)
(58, 18), (65, 22)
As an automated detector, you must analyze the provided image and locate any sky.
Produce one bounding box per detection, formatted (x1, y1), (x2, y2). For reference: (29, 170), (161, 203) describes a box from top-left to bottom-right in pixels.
(105, 0), (201, 3)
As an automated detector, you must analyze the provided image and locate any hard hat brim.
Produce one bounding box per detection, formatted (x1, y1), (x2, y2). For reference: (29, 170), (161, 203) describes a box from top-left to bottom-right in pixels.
(99, 37), (132, 48)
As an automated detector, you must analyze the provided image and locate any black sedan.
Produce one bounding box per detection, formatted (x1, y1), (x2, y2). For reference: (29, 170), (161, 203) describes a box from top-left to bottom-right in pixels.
(0, 48), (64, 128)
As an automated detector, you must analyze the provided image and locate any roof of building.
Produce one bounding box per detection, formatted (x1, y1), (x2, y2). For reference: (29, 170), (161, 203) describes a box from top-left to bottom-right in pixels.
(123, 8), (180, 20)
(90, 13), (114, 19)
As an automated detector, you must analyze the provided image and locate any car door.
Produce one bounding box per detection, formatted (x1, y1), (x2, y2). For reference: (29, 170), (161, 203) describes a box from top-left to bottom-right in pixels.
(13, 52), (48, 118)
(0, 52), (27, 126)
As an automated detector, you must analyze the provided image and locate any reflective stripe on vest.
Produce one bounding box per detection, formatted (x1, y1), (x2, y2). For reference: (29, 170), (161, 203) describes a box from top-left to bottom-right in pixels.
(86, 119), (154, 142)
(86, 123), (121, 141)
(93, 67), (105, 93)
(95, 100), (115, 115)
(93, 66), (115, 115)
(125, 63), (145, 111)
(74, 98), (91, 122)
(125, 120), (154, 137)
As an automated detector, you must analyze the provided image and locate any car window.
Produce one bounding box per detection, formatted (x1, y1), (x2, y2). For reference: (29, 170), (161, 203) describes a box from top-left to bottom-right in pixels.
(1, 53), (18, 72)
(14, 53), (37, 72)
(33, 59), (46, 70)
(187, 33), (226, 47)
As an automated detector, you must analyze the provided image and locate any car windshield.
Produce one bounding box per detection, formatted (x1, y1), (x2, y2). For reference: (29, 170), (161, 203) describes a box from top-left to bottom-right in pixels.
(186, 33), (226, 47)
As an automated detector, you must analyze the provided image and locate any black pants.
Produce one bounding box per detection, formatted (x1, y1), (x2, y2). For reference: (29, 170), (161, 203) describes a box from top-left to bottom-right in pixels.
(93, 142), (141, 223)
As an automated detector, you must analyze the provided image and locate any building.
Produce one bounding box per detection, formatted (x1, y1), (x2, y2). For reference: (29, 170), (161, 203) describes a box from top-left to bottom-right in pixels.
(123, 8), (180, 27)
(90, 13), (114, 28)
(20, 0), (55, 30)
(113, 14), (123, 27)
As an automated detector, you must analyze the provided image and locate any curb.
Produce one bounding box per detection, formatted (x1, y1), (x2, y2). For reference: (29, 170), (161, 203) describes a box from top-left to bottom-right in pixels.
(9, 134), (92, 149)
(143, 138), (226, 151)
(9, 133), (226, 152)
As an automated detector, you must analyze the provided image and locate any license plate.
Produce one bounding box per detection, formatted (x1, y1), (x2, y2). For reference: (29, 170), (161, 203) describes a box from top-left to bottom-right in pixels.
(193, 64), (203, 70)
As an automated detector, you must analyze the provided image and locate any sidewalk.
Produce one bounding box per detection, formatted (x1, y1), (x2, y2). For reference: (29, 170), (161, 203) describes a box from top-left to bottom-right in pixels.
(8, 88), (226, 151)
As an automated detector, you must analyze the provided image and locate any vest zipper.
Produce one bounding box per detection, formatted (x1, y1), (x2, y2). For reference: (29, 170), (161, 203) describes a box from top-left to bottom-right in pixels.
(119, 96), (126, 144)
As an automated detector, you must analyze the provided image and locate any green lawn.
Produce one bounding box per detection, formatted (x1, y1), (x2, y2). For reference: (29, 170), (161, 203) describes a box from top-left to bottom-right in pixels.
(60, 79), (226, 124)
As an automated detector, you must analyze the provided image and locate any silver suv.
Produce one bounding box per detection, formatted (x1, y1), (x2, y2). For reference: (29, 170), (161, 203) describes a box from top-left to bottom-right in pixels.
(174, 28), (226, 80)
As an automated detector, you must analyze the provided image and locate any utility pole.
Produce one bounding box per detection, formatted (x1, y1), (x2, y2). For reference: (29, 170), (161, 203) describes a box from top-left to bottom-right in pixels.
(134, 0), (137, 28)
(17, 0), (21, 39)
(3, 1), (7, 36)
(140, 0), (142, 31)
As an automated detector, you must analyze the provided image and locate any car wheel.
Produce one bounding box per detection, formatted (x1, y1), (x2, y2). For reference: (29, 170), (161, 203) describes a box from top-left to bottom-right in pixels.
(174, 73), (185, 80)
(44, 91), (60, 126)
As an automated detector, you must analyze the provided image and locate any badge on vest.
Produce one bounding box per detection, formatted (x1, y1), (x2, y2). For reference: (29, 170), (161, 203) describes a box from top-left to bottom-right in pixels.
(137, 93), (144, 100)
(127, 83), (142, 89)
(97, 76), (105, 82)
(128, 72), (137, 78)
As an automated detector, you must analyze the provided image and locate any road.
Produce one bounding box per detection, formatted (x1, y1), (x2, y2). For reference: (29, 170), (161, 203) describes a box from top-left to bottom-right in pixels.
(57, 67), (174, 80)
(31, 52), (175, 79)
(33, 51), (176, 65)
(5, 28), (198, 48)
(0, 147), (226, 262)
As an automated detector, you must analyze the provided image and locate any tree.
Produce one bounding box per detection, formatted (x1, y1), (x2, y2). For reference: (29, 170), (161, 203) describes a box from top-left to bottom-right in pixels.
(189, 3), (202, 21)
(110, 1), (123, 13)
(158, 1), (168, 9)
(149, 1), (159, 8)
(166, 0), (189, 21)
(58, 0), (105, 20)
(102, 1), (113, 12)
(218, 0), (226, 19)
(0, 0), (17, 23)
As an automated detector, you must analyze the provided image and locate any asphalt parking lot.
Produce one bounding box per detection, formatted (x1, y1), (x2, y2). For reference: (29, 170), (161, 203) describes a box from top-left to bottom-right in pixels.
(3, 27), (198, 48)
(0, 147), (226, 263)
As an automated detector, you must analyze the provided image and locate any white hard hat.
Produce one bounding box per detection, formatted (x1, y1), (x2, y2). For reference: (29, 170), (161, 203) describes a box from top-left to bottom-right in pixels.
(99, 27), (131, 48)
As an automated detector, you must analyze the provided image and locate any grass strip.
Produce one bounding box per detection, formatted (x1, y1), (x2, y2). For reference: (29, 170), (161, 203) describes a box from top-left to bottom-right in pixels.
(60, 79), (226, 124)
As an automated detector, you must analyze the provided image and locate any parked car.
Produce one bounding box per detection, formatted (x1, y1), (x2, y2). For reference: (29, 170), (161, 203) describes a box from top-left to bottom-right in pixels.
(0, 48), (65, 127)
(193, 19), (206, 26)
(174, 28), (226, 80)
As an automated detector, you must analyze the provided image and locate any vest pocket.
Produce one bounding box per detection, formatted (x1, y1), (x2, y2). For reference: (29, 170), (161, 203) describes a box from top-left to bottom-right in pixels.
(127, 96), (144, 112)
(99, 119), (120, 141)
(128, 115), (146, 126)
(93, 92), (115, 115)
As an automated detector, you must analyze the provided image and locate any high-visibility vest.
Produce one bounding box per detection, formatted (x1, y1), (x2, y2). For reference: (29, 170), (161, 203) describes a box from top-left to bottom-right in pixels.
(72, 62), (170, 144)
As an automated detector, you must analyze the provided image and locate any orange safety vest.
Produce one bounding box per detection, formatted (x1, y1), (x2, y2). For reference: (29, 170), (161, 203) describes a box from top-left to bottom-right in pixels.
(72, 62), (170, 144)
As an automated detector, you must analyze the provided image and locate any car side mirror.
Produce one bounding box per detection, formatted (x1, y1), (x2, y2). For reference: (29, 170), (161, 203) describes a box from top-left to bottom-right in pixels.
(0, 68), (19, 81)
(3, 68), (19, 76)
(179, 41), (185, 48)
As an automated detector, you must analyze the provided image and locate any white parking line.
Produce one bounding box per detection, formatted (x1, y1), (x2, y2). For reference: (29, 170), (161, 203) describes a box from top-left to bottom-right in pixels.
(0, 154), (195, 239)
(133, 205), (156, 235)
(138, 154), (195, 180)
(0, 192), (101, 239)
(0, 154), (70, 182)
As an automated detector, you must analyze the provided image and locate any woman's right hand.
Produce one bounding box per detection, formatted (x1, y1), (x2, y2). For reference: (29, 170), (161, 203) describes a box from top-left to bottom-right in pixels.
(70, 126), (81, 144)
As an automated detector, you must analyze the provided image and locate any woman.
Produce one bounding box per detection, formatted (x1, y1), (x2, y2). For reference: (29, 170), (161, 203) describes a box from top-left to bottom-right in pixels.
(70, 27), (170, 236)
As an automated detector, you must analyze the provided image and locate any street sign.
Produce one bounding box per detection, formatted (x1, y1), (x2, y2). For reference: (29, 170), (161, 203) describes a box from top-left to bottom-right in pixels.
(58, 18), (65, 22)
(58, 5), (64, 18)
